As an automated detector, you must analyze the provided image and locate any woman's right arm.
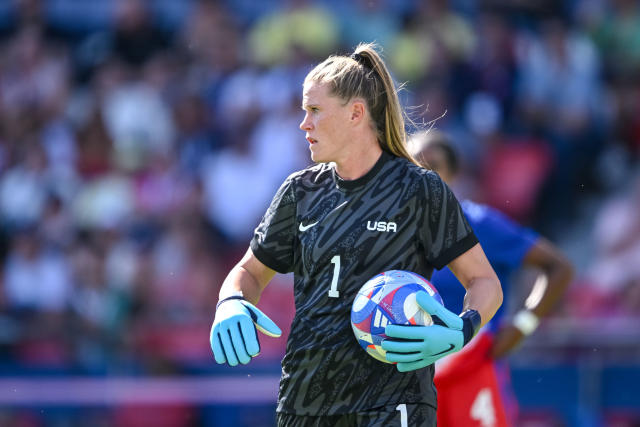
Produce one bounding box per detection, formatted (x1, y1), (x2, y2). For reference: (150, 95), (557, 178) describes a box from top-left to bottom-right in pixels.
(218, 248), (277, 305)
(211, 248), (281, 366)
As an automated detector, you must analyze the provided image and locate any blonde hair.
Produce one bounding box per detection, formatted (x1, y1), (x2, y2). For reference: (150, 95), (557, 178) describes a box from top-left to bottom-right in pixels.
(304, 42), (416, 164)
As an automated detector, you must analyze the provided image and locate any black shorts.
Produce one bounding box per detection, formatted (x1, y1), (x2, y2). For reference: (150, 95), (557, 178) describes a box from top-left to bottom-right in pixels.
(276, 403), (436, 427)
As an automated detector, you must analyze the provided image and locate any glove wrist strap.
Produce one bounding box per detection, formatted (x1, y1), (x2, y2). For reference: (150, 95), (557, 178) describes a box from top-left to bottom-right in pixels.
(460, 309), (482, 346)
(216, 295), (245, 310)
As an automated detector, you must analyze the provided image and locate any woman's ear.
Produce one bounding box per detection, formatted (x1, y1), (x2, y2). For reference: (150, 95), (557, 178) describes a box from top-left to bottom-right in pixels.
(350, 100), (366, 123)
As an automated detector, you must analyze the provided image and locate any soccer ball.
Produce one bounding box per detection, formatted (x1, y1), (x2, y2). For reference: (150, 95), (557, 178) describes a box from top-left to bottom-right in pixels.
(350, 270), (443, 363)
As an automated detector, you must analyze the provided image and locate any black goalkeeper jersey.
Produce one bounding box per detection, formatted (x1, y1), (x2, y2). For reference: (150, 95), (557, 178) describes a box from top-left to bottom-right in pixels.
(250, 151), (478, 416)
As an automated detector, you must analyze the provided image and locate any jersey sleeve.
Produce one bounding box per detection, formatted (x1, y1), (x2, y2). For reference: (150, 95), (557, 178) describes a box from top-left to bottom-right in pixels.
(419, 172), (478, 270)
(463, 201), (538, 269)
(250, 175), (297, 274)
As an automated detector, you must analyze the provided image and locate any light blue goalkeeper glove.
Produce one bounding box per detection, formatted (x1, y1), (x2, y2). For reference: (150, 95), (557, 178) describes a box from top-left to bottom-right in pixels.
(382, 291), (481, 372)
(210, 296), (281, 367)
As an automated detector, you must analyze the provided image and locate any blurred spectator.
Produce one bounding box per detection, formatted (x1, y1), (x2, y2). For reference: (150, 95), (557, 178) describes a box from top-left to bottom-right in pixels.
(75, 107), (114, 178)
(515, 18), (605, 234)
(588, 0), (640, 81)
(0, 23), (70, 120)
(39, 193), (74, 249)
(516, 19), (602, 136)
(101, 80), (176, 172)
(110, 0), (168, 68)
(200, 125), (275, 245)
(247, 0), (339, 66)
(0, 141), (50, 227)
(468, 12), (518, 118)
(178, 0), (241, 76)
(461, 92), (554, 224)
(68, 233), (119, 369)
(71, 172), (135, 231)
(587, 173), (640, 314)
(3, 225), (71, 313)
(0, 0), (73, 45)
(135, 152), (197, 220)
(148, 214), (219, 320)
(389, 0), (475, 86)
(336, 0), (403, 52)
(173, 93), (221, 174)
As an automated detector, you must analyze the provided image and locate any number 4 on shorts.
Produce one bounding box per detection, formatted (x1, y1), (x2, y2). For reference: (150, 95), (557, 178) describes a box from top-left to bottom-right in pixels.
(470, 388), (496, 427)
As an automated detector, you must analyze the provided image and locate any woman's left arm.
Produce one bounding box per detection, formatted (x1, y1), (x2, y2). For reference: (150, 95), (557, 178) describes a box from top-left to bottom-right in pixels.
(382, 243), (502, 371)
(447, 243), (503, 327)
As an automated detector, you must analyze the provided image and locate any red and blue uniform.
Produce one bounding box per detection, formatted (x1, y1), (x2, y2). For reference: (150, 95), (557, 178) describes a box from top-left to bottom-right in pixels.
(431, 200), (538, 427)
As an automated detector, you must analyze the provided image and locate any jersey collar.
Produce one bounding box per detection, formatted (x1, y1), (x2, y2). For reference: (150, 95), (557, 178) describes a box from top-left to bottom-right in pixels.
(332, 150), (392, 191)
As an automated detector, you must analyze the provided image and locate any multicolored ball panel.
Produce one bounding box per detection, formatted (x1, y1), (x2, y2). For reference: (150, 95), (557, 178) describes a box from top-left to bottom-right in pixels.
(350, 270), (443, 364)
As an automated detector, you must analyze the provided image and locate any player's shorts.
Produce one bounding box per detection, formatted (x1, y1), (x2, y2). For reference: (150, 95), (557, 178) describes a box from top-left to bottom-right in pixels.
(434, 331), (512, 427)
(276, 403), (436, 427)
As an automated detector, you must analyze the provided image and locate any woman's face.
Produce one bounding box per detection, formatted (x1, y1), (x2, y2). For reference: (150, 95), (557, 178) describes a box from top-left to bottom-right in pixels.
(299, 81), (354, 164)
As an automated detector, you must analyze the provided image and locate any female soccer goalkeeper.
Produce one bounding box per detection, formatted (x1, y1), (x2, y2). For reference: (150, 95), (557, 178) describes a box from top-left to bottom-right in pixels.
(210, 43), (502, 426)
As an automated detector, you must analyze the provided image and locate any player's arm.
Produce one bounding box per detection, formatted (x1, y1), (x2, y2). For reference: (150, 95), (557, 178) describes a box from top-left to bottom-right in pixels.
(219, 247), (277, 304)
(383, 243), (502, 372)
(447, 243), (503, 328)
(210, 248), (282, 367)
(491, 237), (574, 358)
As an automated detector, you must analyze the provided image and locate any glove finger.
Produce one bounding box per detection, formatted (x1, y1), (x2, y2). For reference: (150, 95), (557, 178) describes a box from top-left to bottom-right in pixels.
(229, 322), (251, 365)
(416, 291), (462, 329)
(396, 358), (433, 372)
(239, 317), (260, 357)
(219, 327), (239, 366)
(210, 326), (227, 364)
(381, 339), (424, 353)
(243, 302), (282, 337)
(385, 351), (423, 363)
(385, 324), (428, 340)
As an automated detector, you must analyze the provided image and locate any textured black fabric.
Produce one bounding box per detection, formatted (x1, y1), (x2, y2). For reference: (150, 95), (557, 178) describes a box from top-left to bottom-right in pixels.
(251, 152), (477, 415)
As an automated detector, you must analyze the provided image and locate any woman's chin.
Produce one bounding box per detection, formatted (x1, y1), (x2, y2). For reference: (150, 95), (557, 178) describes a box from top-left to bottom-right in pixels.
(309, 148), (324, 163)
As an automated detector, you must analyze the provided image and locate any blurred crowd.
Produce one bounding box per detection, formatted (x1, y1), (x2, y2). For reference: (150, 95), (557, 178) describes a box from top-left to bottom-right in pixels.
(0, 0), (639, 381)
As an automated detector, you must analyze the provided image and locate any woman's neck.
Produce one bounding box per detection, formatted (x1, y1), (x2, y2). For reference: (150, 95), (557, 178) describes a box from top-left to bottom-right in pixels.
(334, 141), (383, 181)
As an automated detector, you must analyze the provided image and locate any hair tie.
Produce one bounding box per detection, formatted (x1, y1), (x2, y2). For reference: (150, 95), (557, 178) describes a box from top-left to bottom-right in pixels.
(350, 52), (371, 70)
(351, 52), (375, 73)
(350, 52), (363, 63)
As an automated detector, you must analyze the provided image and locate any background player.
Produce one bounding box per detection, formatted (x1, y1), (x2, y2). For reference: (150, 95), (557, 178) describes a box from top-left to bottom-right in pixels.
(409, 130), (574, 427)
(210, 43), (502, 426)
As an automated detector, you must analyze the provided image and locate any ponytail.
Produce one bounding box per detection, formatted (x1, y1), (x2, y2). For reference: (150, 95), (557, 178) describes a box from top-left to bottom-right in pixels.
(304, 42), (417, 165)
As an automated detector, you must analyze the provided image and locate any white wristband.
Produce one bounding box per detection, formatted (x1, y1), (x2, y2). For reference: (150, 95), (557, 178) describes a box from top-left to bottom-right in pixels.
(513, 309), (539, 336)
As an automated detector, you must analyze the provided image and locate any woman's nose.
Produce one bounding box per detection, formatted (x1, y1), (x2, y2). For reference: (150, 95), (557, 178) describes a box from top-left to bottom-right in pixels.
(300, 114), (312, 131)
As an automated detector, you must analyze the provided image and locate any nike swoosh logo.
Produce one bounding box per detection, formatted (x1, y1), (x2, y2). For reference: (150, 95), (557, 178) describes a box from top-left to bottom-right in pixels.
(432, 344), (455, 356)
(299, 221), (319, 232)
(298, 201), (346, 233)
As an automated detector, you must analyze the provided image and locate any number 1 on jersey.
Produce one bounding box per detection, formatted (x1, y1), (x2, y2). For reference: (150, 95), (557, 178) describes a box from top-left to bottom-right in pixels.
(396, 404), (408, 427)
(328, 255), (340, 298)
